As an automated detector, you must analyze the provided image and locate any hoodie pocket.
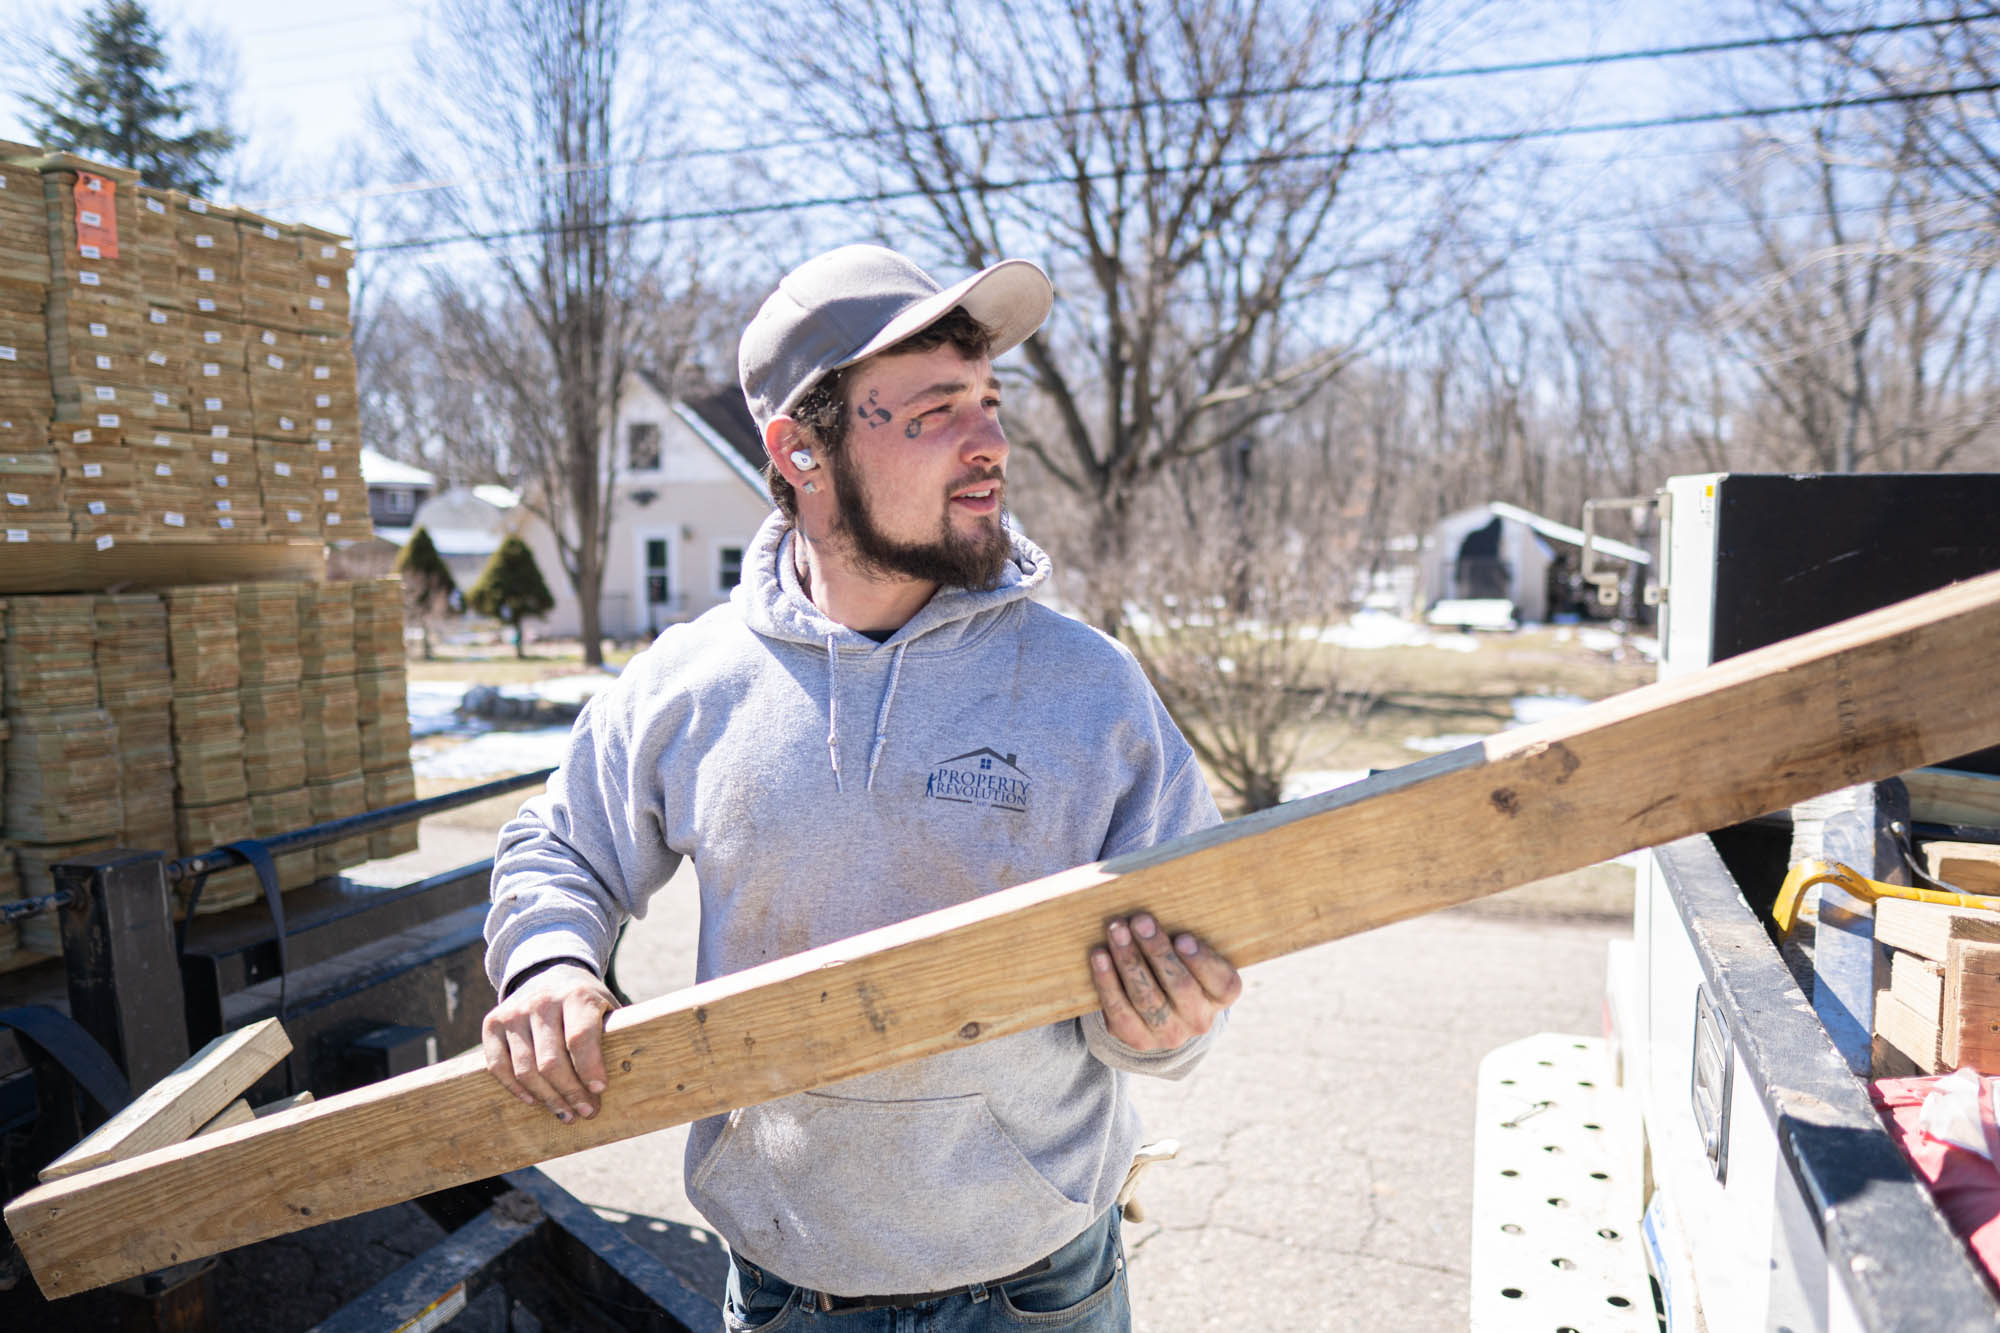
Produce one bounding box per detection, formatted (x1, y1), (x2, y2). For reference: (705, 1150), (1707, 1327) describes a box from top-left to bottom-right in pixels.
(689, 1090), (1093, 1294)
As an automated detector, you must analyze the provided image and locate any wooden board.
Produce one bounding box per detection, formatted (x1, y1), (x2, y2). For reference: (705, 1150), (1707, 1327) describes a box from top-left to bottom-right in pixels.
(11, 569), (2000, 1297)
(35, 1018), (290, 1182)
(0, 541), (322, 595)
(1924, 841), (2000, 895)
(1874, 992), (1944, 1073)
(1907, 768), (2000, 831)
(1873, 898), (2000, 963)
(1944, 939), (2000, 1069)
(1888, 951), (1945, 1021)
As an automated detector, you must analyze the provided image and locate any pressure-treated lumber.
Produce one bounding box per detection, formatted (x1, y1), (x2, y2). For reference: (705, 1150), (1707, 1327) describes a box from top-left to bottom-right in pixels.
(12, 570), (2000, 1297)
(1925, 841), (2000, 895)
(1874, 898), (2000, 963)
(1907, 767), (2000, 830)
(34, 1018), (290, 1182)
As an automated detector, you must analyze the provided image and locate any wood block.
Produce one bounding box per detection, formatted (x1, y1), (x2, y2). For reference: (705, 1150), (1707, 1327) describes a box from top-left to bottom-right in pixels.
(196, 1099), (254, 1136)
(14, 567), (2000, 1297)
(1907, 768), (2000, 831)
(1925, 841), (2000, 895)
(1875, 993), (1944, 1073)
(254, 1090), (313, 1118)
(1889, 951), (1945, 1021)
(36, 1018), (290, 1181)
(1872, 1032), (1926, 1080)
(1873, 898), (2000, 962)
(1945, 940), (2000, 1070)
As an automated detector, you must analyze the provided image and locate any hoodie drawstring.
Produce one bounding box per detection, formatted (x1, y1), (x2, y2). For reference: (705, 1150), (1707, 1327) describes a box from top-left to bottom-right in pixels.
(866, 643), (908, 793)
(824, 633), (844, 793)
(822, 636), (909, 794)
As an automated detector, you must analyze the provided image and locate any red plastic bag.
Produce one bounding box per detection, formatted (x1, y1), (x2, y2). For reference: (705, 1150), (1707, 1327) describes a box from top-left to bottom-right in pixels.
(1872, 1074), (2000, 1282)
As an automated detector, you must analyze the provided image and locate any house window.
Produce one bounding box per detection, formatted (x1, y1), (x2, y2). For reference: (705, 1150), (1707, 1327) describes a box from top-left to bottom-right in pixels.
(628, 422), (662, 471)
(718, 545), (744, 591)
(383, 488), (414, 515)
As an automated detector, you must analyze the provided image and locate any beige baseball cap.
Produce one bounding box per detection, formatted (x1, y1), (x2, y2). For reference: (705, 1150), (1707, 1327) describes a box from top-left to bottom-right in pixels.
(739, 244), (1052, 431)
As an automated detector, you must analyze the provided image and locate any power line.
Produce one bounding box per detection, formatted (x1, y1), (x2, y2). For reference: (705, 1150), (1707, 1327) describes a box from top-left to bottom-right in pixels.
(359, 80), (2000, 255)
(251, 13), (1981, 212)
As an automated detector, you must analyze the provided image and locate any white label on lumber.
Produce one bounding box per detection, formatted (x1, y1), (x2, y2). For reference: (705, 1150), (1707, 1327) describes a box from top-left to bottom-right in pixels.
(215, 498), (231, 511)
(275, 462), (291, 477)
(197, 267), (215, 282)
(315, 440), (332, 452)
(326, 512), (341, 526)
(81, 210), (101, 227)
(73, 429), (93, 443)
(315, 394), (331, 408)
(87, 501), (106, 515)
(323, 489), (337, 502)
(215, 477), (229, 488)
(95, 355), (111, 370)
(316, 275), (331, 288)
(6, 530), (25, 542)
(313, 366), (329, 379)
(314, 418), (331, 431)
(204, 397), (222, 411)
(198, 298), (215, 312)
(217, 516), (234, 529)
(95, 386), (115, 400)
(146, 197), (164, 214)
(152, 391), (169, 407)
(155, 463), (172, 477)
(79, 270), (100, 286)
(261, 330), (276, 345)
(97, 413), (118, 427)
(0, 346), (12, 361)
(279, 417), (296, 431)
(80, 244), (100, 260)
(204, 330), (221, 343)
(148, 351), (167, 366)
(189, 199), (207, 213)
(6, 494), (25, 506)
(195, 234), (213, 248)
(320, 245), (336, 258)
(210, 425), (228, 438)
(285, 509), (301, 522)
(150, 434), (169, 446)
(211, 450), (229, 463)
(308, 297), (325, 310)
(321, 466), (336, 479)
(266, 354), (283, 370)
(95, 535), (113, 550)
(150, 309), (166, 324)
(203, 362), (220, 376)
(164, 511), (185, 526)
(83, 464), (103, 478)
(262, 225), (280, 240)
(89, 322), (107, 337)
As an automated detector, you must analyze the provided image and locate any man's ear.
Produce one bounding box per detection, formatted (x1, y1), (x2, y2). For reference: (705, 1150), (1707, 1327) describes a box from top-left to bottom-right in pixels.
(764, 417), (807, 483)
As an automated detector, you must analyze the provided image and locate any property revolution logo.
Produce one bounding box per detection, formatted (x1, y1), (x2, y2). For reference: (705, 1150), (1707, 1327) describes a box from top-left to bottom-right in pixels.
(924, 748), (1030, 813)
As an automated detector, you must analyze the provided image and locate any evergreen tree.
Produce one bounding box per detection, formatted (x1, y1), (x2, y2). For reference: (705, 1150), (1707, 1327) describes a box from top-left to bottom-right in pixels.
(26, 2), (237, 196)
(394, 527), (458, 661)
(468, 535), (556, 660)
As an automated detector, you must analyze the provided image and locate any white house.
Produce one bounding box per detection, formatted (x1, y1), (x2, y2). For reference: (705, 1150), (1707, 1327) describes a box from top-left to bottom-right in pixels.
(1422, 501), (1650, 624)
(512, 372), (774, 641)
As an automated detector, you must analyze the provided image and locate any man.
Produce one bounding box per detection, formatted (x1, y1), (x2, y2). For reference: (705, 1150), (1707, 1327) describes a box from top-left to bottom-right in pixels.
(481, 244), (1241, 1329)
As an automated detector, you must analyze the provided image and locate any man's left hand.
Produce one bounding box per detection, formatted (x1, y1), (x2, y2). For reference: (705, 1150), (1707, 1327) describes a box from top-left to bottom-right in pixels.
(1090, 913), (1242, 1051)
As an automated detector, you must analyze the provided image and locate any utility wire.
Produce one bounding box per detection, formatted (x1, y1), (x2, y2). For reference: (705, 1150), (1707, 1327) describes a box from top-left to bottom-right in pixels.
(360, 80), (2000, 254)
(253, 13), (1983, 211)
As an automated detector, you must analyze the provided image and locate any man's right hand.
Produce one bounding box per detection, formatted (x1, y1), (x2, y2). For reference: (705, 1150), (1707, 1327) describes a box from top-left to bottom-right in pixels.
(481, 962), (617, 1122)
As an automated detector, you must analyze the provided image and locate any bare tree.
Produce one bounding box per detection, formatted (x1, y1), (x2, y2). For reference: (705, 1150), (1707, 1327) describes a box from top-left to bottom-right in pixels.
(375, 0), (681, 666)
(722, 0), (1495, 628)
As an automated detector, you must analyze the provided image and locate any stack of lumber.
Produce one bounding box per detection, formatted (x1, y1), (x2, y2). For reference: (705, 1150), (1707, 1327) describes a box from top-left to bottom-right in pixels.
(308, 769), (370, 877)
(236, 581), (302, 686)
(0, 161), (53, 455)
(256, 439), (319, 539)
(0, 449), (66, 540)
(130, 427), (209, 537)
(0, 841), (27, 974)
(352, 578), (405, 670)
(55, 424), (143, 543)
(174, 793), (259, 913)
(1873, 899), (2000, 1076)
(163, 588), (248, 857)
(301, 673), (362, 786)
(132, 188), (176, 307)
(173, 197), (240, 320)
(39, 160), (145, 436)
(2, 710), (122, 849)
(2, 594), (99, 712)
(0, 145), (370, 545)
(363, 762), (419, 860)
(1872, 768), (2000, 1077)
(201, 436), (263, 539)
(95, 593), (176, 857)
(356, 656), (418, 860)
(298, 581), (355, 677)
(248, 785), (317, 891)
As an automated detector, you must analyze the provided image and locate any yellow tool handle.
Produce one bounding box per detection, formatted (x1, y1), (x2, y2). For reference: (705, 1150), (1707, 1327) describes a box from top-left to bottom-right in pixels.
(1772, 858), (2000, 935)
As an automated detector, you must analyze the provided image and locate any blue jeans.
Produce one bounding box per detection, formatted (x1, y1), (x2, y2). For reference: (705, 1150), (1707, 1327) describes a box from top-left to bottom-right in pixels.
(722, 1206), (1129, 1331)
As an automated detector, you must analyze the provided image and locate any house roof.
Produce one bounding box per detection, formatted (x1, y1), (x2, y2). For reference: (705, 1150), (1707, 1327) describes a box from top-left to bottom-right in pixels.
(360, 448), (437, 488)
(1446, 500), (1651, 566)
(632, 370), (770, 500)
(472, 484), (519, 510)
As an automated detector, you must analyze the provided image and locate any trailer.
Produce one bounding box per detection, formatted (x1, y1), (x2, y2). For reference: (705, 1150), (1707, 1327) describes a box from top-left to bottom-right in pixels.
(0, 769), (720, 1332)
(1474, 473), (2000, 1331)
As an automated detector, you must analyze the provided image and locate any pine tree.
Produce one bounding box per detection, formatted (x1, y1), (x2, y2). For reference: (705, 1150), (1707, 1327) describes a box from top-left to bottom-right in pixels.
(26, 1), (238, 196)
(468, 535), (556, 660)
(394, 527), (458, 661)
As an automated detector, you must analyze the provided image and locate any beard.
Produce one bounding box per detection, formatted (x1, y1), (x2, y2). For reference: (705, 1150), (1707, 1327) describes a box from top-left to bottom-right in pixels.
(828, 448), (1014, 590)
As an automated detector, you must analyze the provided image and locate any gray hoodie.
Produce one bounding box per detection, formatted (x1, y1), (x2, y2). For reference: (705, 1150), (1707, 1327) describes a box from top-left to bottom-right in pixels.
(485, 510), (1223, 1296)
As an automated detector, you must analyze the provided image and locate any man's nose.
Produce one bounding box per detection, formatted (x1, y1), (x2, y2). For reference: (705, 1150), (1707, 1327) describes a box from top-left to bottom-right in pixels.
(961, 412), (1008, 467)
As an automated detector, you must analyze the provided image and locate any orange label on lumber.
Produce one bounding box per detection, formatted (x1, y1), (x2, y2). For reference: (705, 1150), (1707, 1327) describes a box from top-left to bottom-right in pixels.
(74, 174), (120, 259)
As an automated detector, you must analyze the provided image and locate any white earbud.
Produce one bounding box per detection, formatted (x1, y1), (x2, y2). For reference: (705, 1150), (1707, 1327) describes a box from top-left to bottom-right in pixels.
(790, 449), (818, 471)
